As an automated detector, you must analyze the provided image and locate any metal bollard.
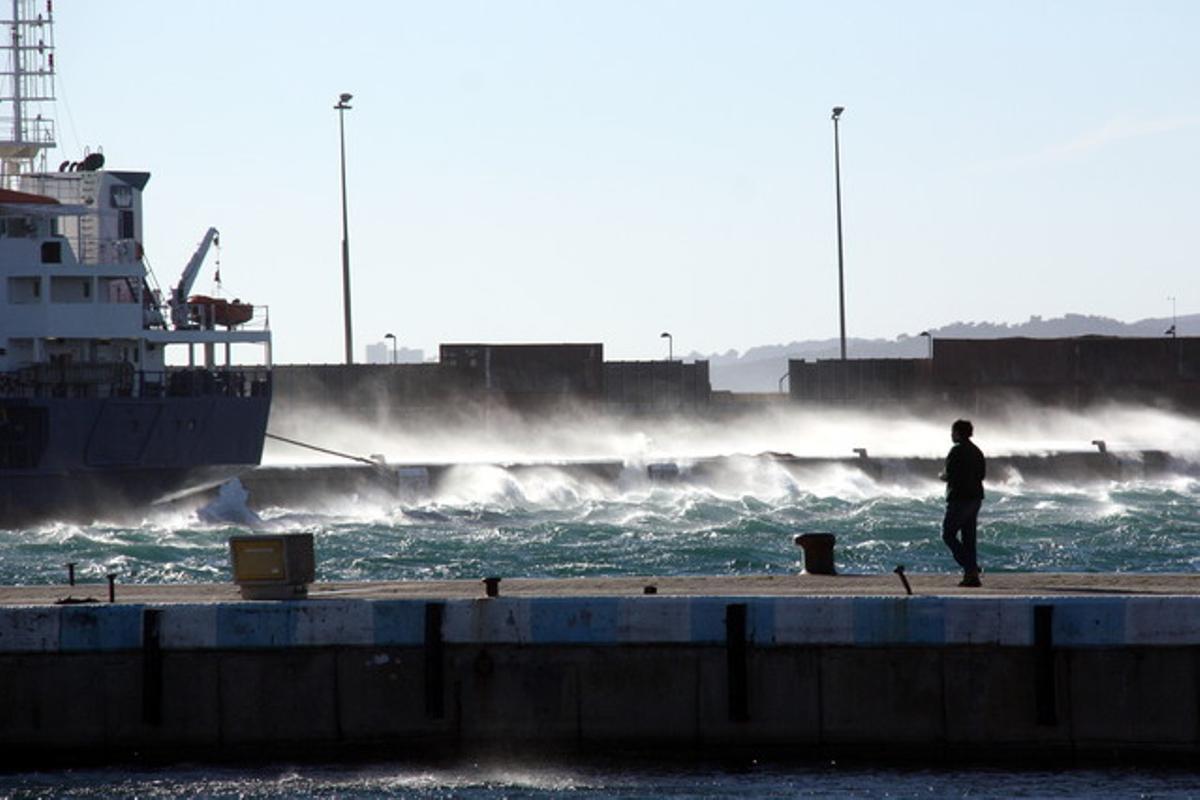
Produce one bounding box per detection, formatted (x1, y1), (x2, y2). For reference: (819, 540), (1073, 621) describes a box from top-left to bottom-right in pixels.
(107, 573), (117, 603)
(794, 533), (837, 575)
(482, 576), (501, 598)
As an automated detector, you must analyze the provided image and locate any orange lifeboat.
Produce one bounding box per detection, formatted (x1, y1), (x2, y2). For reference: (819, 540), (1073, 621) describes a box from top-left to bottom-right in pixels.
(188, 295), (254, 327)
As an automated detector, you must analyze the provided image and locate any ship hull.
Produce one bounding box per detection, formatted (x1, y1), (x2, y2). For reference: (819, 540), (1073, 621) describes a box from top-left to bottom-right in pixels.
(0, 394), (270, 526)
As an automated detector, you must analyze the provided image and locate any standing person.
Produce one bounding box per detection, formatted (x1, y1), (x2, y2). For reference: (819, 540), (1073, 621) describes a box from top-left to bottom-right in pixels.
(941, 419), (986, 587)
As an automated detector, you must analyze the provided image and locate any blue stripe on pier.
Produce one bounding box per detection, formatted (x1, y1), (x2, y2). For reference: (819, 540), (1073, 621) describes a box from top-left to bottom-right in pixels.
(6, 594), (1200, 653)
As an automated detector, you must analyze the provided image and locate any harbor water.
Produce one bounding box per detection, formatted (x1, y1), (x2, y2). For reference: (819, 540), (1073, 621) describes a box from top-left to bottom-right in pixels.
(2, 455), (1198, 587)
(3, 760), (1200, 798)
(2, 406), (1200, 797)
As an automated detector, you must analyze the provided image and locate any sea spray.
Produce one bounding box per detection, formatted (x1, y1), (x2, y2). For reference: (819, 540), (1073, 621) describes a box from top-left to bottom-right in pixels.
(2, 467), (1197, 586)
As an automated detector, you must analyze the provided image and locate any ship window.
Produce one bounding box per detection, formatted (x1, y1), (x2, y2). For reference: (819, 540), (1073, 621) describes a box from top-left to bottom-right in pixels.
(99, 277), (137, 303)
(41, 240), (62, 263)
(110, 185), (133, 209)
(119, 210), (135, 239)
(7, 276), (41, 303)
(50, 276), (93, 303)
(2, 217), (35, 238)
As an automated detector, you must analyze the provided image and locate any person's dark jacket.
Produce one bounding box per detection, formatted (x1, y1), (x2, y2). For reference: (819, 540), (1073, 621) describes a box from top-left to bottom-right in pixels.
(944, 439), (986, 502)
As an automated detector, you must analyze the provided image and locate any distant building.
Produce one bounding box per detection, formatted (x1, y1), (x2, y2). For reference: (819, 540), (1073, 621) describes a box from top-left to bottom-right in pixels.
(365, 341), (424, 365)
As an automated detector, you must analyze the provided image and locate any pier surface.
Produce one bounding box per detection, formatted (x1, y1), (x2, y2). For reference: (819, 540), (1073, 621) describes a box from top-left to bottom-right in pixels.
(6, 572), (1200, 765)
(4, 572), (1200, 605)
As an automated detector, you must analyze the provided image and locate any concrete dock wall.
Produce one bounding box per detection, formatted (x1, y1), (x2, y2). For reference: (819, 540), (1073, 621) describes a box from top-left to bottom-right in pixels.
(2, 595), (1200, 763)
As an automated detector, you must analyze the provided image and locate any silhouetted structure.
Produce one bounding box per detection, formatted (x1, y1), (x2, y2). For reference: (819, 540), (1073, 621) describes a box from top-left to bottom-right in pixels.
(440, 343), (604, 409)
(605, 360), (711, 415)
(273, 343), (710, 424)
(273, 336), (1197, 428)
(789, 358), (930, 406)
(790, 336), (1199, 410)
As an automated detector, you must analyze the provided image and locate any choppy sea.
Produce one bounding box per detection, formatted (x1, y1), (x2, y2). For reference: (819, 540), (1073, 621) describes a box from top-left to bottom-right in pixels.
(2, 405), (1199, 796)
(3, 457), (1200, 586)
(4, 760), (1200, 799)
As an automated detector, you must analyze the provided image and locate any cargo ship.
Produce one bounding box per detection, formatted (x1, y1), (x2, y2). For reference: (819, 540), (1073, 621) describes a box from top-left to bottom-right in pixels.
(0, 2), (272, 525)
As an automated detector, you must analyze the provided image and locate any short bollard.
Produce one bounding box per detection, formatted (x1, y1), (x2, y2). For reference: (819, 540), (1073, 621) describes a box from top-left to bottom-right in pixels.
(794, 533), (837, 575)
(106, 573), (117, 603)
(643, 585), (658, 595)
(482, 576), (501, 598)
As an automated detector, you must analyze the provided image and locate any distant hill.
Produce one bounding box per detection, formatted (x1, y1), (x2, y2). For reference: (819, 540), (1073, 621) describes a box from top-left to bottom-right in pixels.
(698, 313), (1199, 392)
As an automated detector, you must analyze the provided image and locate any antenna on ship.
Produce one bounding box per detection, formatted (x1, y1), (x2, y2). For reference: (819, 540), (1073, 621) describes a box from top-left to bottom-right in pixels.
(0, 0), (56, 186)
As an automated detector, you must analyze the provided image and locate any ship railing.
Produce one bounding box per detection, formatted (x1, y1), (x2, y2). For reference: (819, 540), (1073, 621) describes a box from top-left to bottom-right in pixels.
(145, 368), (272, 400)
(1, 364), (270, 400)
(5, 361), (135, 399)
(0, 117), (56, 149)
(13, 171), (83, 203)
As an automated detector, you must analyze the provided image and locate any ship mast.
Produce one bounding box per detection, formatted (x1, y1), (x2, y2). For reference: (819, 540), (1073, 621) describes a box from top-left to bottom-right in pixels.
(0, 0), (55, 185)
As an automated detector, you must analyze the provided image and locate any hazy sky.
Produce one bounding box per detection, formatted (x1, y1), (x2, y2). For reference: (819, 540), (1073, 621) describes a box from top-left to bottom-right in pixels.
(47, 1), (1200, 363)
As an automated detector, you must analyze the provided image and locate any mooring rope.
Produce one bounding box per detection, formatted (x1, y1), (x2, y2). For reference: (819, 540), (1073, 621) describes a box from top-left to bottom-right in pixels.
(264, 432), (381, 467)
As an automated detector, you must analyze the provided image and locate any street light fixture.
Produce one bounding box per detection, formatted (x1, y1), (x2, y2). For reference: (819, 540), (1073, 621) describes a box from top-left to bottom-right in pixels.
(384, 332), (397, 364)
(660, 331), (673, 362)
(919, 330), (932, 359)
(335, 92), (354, 364)
(832, 105), (847, 361)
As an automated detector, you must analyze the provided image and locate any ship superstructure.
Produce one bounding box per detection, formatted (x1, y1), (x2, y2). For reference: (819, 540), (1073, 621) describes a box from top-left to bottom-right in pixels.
(0, 1), (273, 524)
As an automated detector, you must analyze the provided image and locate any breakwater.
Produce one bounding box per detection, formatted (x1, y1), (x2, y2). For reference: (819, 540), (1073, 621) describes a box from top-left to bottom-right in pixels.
(3, 576), (1200, 765)
(233, 449), (1180, 510)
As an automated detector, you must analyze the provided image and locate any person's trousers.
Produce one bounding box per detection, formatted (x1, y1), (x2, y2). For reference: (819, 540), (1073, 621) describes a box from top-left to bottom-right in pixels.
(942, 498), (982, 573)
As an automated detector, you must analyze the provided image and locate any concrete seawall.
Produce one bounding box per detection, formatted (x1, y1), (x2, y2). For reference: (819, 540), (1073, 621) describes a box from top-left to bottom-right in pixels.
(3, 580), (1200, 764)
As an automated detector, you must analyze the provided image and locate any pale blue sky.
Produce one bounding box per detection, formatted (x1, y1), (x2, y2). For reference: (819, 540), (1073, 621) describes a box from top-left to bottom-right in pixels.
(49, 1), (1200, 362)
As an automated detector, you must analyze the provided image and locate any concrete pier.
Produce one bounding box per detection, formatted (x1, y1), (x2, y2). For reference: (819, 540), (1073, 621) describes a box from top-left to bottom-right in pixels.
(3, 574), (1200, 765)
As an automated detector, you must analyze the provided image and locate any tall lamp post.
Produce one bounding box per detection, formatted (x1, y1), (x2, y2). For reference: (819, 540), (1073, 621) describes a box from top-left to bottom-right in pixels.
(384, 332), (397, 364)
(832, 105), (847, 361)
(1167, 296), (1181, 377)
(660, 331), (673, 362)
(919, 331), (932, 359)
(335, 92), (354, 364)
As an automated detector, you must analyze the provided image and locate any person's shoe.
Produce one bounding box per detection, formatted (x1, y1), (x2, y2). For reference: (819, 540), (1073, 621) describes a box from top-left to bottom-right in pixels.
(958, 571), (982, 588)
